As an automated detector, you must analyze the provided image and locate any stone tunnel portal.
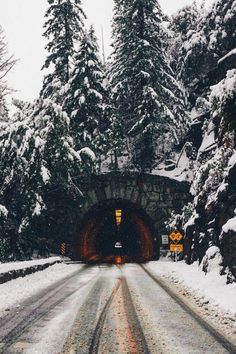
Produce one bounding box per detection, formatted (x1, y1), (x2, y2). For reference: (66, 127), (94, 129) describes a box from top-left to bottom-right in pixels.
(73, 200), (159, 263)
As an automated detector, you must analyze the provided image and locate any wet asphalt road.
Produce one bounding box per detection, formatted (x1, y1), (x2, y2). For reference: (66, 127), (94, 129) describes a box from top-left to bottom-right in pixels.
(0, 264), (234, 354)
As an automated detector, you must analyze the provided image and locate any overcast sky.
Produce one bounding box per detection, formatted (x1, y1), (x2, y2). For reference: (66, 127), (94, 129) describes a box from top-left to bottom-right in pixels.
(0, 0), (214, 102)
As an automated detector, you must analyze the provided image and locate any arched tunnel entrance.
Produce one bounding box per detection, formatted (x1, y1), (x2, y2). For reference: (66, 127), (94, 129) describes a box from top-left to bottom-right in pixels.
(73, 200), (159, 263)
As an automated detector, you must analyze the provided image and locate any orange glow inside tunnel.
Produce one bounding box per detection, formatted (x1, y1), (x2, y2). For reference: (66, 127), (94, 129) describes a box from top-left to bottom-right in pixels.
(115, 209), (122, 228)
(73, 200), (157, 263)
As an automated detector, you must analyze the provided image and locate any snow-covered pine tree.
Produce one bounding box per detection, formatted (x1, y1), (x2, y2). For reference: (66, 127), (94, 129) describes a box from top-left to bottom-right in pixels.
(0, 96), (9, 122)
(170, 2), (200, 79)
(0, 99), (95, 259)
(210, 69), (236, 145)
(110, 0), (188, 172)
(41, 0), (85, 103)
(172, 0), (236, 105)
(204, 0), (236, 59)
(64, 27), (110, 159)
(166, 0), (236, 278)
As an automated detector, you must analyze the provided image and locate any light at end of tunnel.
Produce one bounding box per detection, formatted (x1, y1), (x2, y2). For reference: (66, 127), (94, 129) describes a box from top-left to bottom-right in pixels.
(115, 256), (124, 265)
(115, 209), (122, 228)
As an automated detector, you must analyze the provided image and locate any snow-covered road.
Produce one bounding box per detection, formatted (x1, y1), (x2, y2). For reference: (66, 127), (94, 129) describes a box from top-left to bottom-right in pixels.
(0, 262), (235, 354)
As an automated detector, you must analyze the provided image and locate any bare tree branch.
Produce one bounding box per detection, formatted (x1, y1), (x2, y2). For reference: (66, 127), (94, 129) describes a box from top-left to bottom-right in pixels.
(0, 26), (17, 93)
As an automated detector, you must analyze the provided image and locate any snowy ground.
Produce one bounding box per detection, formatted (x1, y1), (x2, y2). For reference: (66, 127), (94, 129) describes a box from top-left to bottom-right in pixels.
(0, 262), (83, 314)
(0, 262), (235, 353)
(1, 264), (232, 354)
(0, 256), (62, 274)
(147, 259), (236, 342)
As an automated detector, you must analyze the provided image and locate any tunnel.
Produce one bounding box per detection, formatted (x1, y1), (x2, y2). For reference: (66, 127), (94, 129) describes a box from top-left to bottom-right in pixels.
(73, 199), (159, 263)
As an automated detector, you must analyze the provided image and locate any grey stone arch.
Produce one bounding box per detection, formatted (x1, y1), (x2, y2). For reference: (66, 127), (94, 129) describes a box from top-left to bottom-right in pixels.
(71, 172), (191, 260)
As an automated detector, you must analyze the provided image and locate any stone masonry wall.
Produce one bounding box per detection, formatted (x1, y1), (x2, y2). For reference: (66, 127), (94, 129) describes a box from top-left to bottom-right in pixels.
(75, 172), (191, 232)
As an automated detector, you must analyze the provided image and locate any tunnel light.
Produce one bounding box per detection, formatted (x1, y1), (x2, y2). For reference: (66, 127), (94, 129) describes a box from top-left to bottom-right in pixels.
(115, 209), (122, 228)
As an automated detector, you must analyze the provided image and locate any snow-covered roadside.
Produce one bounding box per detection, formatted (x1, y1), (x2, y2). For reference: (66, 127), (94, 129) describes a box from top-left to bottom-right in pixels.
(147, 259), (236, 341)
(0, 263), (83, 314)
(0, 256), (62, 274)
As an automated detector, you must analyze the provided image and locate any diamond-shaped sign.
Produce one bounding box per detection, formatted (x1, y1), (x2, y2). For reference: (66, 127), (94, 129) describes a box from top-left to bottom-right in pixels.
(169, 231), (183, 243)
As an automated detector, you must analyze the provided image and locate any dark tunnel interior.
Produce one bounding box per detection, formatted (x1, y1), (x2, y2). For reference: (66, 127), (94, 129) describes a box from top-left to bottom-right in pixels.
(74, 200), (158, 263)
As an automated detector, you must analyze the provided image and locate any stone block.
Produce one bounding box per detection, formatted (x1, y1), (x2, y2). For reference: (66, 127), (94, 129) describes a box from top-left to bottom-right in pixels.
(156, 201), (174, 209)
(146, 201), (157, 213)
(104, 185), (111, 199)
(153, 185), (161, 193)
(119, 186), (127, 199)
(132, 189), (141, 203)
(94, 185), (106, 200)
(143, 183), (152, 193)
(124, 187), (133, 200)
(149, 192), (160, 201)
(112, 187), (122, 199)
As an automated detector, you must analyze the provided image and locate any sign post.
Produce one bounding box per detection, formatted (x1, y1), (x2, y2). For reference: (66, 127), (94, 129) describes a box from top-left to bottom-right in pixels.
(60, 243), (66, 257)
(170, 244), (183, 253)
(169, 231), (184, 261)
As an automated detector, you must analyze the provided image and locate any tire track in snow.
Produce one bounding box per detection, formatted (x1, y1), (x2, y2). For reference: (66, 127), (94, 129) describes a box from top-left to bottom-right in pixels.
(140, 264), (236, 354)
(0, 265), (98, 354)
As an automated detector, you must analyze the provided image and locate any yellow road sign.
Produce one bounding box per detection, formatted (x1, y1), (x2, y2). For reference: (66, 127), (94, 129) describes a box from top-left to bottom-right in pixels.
(60, 243), (66, 256)
(115, 209), (122, 228)
(170, 244), (183, 253)
(169, 231), (183, 243)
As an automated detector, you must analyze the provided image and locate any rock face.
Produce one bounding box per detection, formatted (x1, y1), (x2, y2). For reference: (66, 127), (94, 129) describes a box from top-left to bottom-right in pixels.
(219, 165), (236, 280)
(175, 43), (236, 281)
(183, 130), (236, 282)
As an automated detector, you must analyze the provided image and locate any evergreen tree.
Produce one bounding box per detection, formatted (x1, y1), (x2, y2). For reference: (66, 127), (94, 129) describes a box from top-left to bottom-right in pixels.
(64, 27), (110, 158)
(0, 95), (9, 122)
(172, 0), (236, 105)
(204, 0), (236, 58)
(104, 95), (126, 171)
(110, 0), (188, 172)
(210, 69), (236, 143)
(170, 2), (200, 76)
(0, 99), (95, 259)
(41, 0), (85, 103)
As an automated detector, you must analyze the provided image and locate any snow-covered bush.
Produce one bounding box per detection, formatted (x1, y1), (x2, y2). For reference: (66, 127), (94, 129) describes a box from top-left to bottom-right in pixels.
(201, 246), (223, 274)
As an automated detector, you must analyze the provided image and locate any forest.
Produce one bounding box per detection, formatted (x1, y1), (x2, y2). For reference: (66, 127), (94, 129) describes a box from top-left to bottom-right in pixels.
(0, 0), (235, 281)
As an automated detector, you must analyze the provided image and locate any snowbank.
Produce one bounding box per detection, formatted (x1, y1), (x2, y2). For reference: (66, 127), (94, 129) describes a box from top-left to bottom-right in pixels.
(0, 263), (83, 313)
(222, 216), (236, 233)
(0, 204), (8, 217)
(0, 256), (61, 274)
(147, 259), (236, 316)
